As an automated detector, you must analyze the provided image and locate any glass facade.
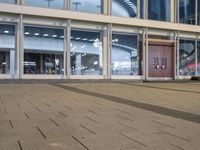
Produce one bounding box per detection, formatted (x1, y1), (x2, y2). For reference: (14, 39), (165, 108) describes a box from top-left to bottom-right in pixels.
(112, 0), (137, 18)
(71, 30), (103, 75)
(24, 26), (64, 75)
(179, 0), (196, 24)
(198, 41), (200, 75)
(25, 0), (64, 9)
(179, 39), (196, 76)
(112, 33), (139, 76)
(0, 24), (15, 75)
(0, 0), (16, 4)
(71, 0), (102, 14)
(148, 0), (170, 21)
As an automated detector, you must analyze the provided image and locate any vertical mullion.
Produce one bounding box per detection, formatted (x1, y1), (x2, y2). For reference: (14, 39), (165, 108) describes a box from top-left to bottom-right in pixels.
(195, 40), (198, 76)
(176, 31), (180, 78)
(66, 20), (71, 79)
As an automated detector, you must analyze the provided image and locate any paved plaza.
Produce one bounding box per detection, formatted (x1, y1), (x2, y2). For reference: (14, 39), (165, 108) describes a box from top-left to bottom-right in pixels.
(0, 81), (200, 150)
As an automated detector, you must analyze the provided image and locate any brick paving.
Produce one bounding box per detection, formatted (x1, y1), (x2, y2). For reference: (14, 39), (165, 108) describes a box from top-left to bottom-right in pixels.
(0, 82), (200, 150)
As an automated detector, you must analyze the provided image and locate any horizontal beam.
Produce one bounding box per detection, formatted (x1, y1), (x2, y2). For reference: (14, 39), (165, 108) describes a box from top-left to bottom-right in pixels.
(0, 3), (200, 34)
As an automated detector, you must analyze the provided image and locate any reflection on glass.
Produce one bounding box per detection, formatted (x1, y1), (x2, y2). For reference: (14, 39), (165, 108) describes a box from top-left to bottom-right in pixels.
(25, 0), (64, 9)
(71, 0), (102, 14)
(179, 40), (196, 76)
(148, 0), (170, 21)
(198, 42), (200, 75)
(112, 33), (139, 75)
(0, 0), (16, 4)
(179, 0), (195, 24)
(0, 24), (15, 74)
(24, 26), (64, 75)
(71, 30), (103, 75)
(140, 0), (143, 18)
(112, 0), (137, 18)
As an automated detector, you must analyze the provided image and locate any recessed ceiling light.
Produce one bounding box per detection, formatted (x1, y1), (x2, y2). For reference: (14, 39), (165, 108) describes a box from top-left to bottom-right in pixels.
(52, 35), (58, 37)
(25, 32), (30, 35)
(75, 37), (81, 40)
(43, 34), (49, 37)
(34, 33), (39, 36)
(4, 30), (9, 33)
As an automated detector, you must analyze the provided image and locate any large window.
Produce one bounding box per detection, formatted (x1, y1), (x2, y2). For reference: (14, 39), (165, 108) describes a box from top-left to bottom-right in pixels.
(71, 0), (102, 14)
(112, 0), (137, 18)
(179, 39), (196, 76)
(179, 0), (196, 24)
(0, 0), (16, 4)
(25, 0), (64, 9)
(71, 30), (103, 75)
(112, 33), (140, 76)
(198, 41), (200, 75)
(148, 0), (170, 21)
(0, 24), (15, 75)
(24, 26), (64, 75)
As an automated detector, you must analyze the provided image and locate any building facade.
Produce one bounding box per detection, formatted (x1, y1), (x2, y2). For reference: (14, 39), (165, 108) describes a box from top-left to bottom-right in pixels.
(0, 0), (200, 80)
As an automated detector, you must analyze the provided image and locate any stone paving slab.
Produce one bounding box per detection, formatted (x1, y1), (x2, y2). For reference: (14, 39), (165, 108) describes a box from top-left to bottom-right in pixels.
(0, 82), (200, 150)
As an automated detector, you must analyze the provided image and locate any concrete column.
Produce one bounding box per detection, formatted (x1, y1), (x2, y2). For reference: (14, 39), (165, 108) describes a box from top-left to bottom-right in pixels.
(171, 0), (175, 22)
(144, 28), (148, 80)
(10, 50), (15, 78)
(66, 20), (71, 78)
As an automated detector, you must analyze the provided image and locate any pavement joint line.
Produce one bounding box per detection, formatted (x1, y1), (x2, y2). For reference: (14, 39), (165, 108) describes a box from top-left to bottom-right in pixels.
(84, 115), (99, 124)
(27, 100), (32, 104)
(49, 118), (60, 127)
(44, 102), (51, 107)
(72, 136), (90, 150)
(35, 106), (42, 112)
(121, 82), (200, 95)
(115, 108), (130, 115)
(64, 105), (74, 111)
(169, 143), (185, 150)
(118, 121), (138, 131)
(24, 112), (31, 120)
(36, 126), (47, 139)
(116, 114), (134, 122)
(158, 129), (190, 142)
(9, 120), (14, 129)
(88, 109), (100, 116)
(119, 132), (147, 147)
(18, 140), (23, 150)
(52, 84), (200, 124)
(80, 124), (96, 135)
(17, 103), (21, 108)
(4, 107), (8, 114)
(150, 119), (175, 128)
(57, 111), (68, 118)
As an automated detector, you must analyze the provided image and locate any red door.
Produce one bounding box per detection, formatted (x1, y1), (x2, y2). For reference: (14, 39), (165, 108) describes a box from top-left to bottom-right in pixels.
(148, 42), (174, 78)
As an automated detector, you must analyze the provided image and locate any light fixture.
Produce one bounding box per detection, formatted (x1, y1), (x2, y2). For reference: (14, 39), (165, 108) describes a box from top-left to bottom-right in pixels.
(60, 35), (64, 38)
(75, 37), (81, 40)
(52, 35), (58, 37)
(43, 34), (49, 37)
(4, 30), (9, 33)
(34, 33), (39, 36)
(25, 32), (30, 35)
(82, 38), (88, 41)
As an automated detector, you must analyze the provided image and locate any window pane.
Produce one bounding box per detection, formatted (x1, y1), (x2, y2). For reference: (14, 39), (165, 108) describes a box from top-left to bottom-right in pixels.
(0, 0), (16, 4)
(179, 40), (196, 76)
(71, 0), (102, 14)
(25, 0), (64, 9)
(140, 0), (143, 18)
(0, 24), (15, 74)
(148, 0), (170, 21)
(112, 33), (139, 76)
(24, 26), (64, 75)
(112, 0), (137, 18)
(179, 0), (195, 24)
(198, 42), (200, 75)
(71, 30), (103, 75)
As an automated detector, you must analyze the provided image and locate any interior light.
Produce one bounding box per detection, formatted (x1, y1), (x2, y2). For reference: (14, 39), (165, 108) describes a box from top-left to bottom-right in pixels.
(25, 32), (30, 35)
(4, 30), (9, 33)
(52, 35), (58, 37)
(43, 34), (49, 37)
(82, 38), (88, 41)
(34, 33), (39, 36)
(60, 35), (64, 38)
(75, 37), (81, 40)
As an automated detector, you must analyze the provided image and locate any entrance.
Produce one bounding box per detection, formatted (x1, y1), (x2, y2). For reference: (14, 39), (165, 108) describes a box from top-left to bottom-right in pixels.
(148, 41), (174, 78)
